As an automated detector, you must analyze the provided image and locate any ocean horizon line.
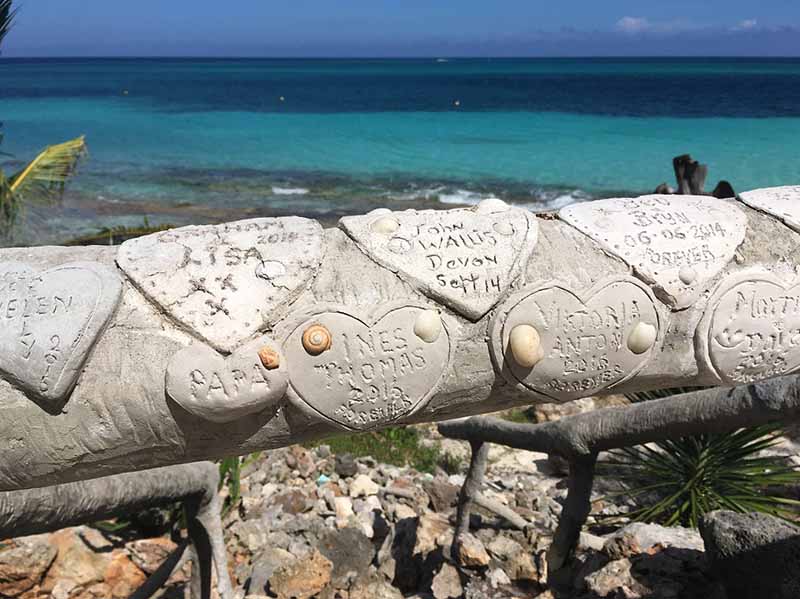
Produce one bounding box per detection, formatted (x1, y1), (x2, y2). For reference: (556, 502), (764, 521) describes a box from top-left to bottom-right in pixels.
(3, 55), (800, 61)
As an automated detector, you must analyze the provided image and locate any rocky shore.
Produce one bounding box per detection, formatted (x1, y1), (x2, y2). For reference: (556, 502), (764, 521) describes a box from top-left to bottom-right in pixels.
(1, 398), (755, 599)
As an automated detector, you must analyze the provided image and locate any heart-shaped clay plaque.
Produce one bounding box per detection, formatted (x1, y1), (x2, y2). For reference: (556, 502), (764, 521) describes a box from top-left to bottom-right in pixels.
(560, 195), (747, 309)
(118, 217), (324, 352)
(491, 278), (660, 401)
(740, 186), (800, 233)
(340, 204), (538, 320)
(283, 306), (450, 430)
(698, 272), (800, 385)
(0, 262), (122, 406)
(166, 335), (289, 423)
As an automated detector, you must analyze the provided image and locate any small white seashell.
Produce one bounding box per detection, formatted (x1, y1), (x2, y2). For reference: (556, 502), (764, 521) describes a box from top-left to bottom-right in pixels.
(371, 216), (400, 234)
(509, 324), (544, 368)
(678, 266), (696, 285)
(367, 208), (392, 216)
(475, 197), (510, 214)
(414, 310), (442, 343)
(627, 322), (657, 355)
(493, 221), (515, 236)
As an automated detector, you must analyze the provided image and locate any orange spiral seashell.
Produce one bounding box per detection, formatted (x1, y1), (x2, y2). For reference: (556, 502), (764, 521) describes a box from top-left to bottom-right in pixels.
(302, 324), (332, 356)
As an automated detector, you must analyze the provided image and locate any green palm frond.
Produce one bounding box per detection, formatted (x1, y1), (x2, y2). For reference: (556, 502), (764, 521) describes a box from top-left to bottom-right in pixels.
(8, 136), (87, 202)
(0, 0), (15, 49)
(0, 136), (88, 235)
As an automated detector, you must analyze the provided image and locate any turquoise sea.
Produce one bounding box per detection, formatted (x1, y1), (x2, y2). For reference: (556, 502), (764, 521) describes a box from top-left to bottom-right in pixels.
(1, 57), (800, 243)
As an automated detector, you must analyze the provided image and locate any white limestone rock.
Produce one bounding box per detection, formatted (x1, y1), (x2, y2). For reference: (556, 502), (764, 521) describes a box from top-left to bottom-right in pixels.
(491, 277), (661, 401)
(740, 185), (800, 233)
(117, 217), (324, 352)
(560, 195), (747, 309)
(339, 205), (538, 320)
(282, 304), (450, 430)
(0, 262), (122, 407)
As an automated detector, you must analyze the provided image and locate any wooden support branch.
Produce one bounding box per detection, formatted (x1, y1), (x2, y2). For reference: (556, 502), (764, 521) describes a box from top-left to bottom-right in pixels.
(453, 441), (489, 559)
(548, 454), (597, 570)
(0, 462), (233, 599)
(439, 375), (800, 570)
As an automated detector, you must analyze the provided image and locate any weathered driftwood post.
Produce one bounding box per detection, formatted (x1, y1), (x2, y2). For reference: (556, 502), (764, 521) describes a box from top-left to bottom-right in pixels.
(0, 462), (233, 599)
(440, 375), (800, 570)
(1, 186), (799, 491)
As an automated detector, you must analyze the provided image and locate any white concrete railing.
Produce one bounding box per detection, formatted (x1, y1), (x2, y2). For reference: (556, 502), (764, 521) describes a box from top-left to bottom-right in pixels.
(0, 186), (798, 491)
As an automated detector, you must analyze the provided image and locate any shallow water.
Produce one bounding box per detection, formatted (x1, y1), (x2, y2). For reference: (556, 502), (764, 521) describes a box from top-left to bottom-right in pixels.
(1, 57), (800, 243)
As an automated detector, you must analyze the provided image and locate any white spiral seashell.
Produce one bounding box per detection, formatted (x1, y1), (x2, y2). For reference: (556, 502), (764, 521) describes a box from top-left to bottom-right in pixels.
(371, 216), (400, 234)
(414, 310), (443, 343)
(627, 322), (657, 355)
(302, 324), (333, 356)
(509, 324), (544, 368)
(475, 197), (510, 214)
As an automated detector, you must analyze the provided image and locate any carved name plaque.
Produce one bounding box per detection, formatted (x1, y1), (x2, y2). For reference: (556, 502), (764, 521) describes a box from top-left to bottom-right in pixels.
(0, 262), (122, 406)
(166, 335), (288, 423)
(339, 205), (538, 320)
(283, 306), (450, 430)
(739, 186), (800, 233)
(491, 278), (660, 401)
(560, 196), (747, 309)
(118, 217), (324, 352)
(698, 273), (800, 385)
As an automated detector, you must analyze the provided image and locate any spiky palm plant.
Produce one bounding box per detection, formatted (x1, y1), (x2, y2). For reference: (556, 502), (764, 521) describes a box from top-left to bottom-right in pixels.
(0, 0), (87, 236)
(598, 388), (800, 528)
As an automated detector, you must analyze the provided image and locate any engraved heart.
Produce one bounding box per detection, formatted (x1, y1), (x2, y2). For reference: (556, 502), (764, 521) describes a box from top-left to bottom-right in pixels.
(282, 306), (450, 430)
(491, 277), (660, 401)
(165, 335), (289, 423)
(117, 217), (324, 352)
(698, 272), (800, 385)
(339, 204), (538, 320)
(0, 262), (122, 407)
(560, 195), (747, 309)
(740, 186), (800, 233)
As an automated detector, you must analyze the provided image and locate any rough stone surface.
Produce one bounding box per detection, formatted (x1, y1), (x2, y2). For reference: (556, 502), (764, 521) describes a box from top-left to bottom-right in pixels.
(248, 547), (294, 596)
(700, 510), (800, 599)
(0, 262), (122, 407)
(349, 474), (380, 498)
(283, 306), (450, 430)
(0, 425), (727, 598)
(317, 527), (374, 586)
(117, 217), (324, 352)
(268, 549), (332, 599)
(560, 195), (747, 309)
(604, 522), (705, 554)
(334, 454), (358, 478)
(166, 334), (289, 423)
(424, 478), (460, 512)
(125, 537), (178, 575)
(0, 534), (57, 596)
(492, 277), (660, 401)
(431, 563), (463, 599)
(740, 185), (800, 233)
(340, 205), (538, 320)
(456, 532), (491, 568)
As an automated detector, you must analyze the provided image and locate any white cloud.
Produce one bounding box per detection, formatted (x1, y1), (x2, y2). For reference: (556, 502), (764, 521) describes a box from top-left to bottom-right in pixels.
(616, 16), (651, 34)
(732, 19), (758, 31)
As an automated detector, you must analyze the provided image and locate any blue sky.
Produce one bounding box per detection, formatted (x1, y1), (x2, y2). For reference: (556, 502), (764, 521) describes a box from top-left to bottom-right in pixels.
(3, 0), (800, 57)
